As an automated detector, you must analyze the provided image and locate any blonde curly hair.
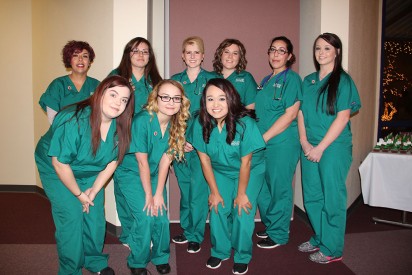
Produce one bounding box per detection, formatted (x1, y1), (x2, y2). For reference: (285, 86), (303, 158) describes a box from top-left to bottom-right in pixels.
(146, 79), (190, 162)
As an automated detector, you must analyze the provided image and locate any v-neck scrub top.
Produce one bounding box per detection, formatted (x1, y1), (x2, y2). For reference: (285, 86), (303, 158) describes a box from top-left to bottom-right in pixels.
(39, 75), (100, 112)
(255, 69), (302, 145)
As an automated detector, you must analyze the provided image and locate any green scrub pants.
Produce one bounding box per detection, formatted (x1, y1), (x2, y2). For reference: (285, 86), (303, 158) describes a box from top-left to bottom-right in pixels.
(257, 140), (300, 244)
(113, 169), (133, 244)
(40, 173), (108, 275)
(300, 143), (352, 257)
(210, 170), (264, 264)
(116, 171), (170, 268)
(173, 150), (209, 243)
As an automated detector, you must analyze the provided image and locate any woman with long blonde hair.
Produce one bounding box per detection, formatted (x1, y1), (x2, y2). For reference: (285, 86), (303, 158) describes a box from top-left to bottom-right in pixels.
(116, 80), (190, 275)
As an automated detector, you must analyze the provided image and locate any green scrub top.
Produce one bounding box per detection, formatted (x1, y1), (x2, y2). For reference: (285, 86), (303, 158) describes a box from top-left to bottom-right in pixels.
(301, 71), (361, 145)
(191, 116), (266, 179)
(109, 69), (153, 113)
(46, 106), (118, 179)
(39, 75), (100, 112)
(213, 71), (257, 106)
(121, 110), (170, 176)
(255, 69), (302, 145)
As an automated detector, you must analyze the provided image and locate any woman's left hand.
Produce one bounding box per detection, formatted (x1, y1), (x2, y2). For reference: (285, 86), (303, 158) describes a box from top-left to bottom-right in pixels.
(234, 193), (252, 216)
(305, 145), (324, 163)
(152, 194), (167, 217)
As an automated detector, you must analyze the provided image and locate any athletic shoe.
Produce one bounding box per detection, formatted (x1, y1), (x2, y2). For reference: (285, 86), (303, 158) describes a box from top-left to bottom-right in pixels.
(98, 267), (115, 275)
(233, 263), (248, 275)
(309, 251), (343, 264)
(255, 230), (268, 239)
(206, 256), (229, 269)
(156, 263), (171, 274)
(130, 268), (147, 275)
(187, 242), (201, 253)
(256, 237), (281, 249)
(298, 241), (319, 253)
(172, 233), (188, 244)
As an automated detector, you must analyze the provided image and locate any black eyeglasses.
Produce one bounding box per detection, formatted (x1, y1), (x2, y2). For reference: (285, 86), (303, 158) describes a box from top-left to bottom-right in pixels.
(267, 47), (288, 55)
(158, 95), (182, 103)
(131, 49), (150, 55)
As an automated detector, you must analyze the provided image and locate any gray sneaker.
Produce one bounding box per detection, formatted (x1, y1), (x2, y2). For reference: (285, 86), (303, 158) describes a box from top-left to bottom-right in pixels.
(309, 251), (342, 264)
(298, 241), (319, 253)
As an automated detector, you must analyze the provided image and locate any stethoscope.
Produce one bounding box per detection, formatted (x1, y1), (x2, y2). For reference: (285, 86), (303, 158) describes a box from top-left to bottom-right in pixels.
(129, 76), (152, 94)
(179, 69), (206, 95)
(258, 68), (289, 100)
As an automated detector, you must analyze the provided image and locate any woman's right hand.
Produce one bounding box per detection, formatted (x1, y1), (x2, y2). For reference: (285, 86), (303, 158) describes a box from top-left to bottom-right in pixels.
(143, 194), (154, 216)
(184, 142), (194, 152)
(208, 192), (224, 214)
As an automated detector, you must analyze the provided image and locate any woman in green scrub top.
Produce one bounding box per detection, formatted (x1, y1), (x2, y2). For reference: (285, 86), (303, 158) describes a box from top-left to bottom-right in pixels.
(35, 75), (135, 275)
(212, 38), (257, 109)
(117, 80), (190, 275)
(192, 78), (265, 275)
(297, 33), (361, 264)
(109, 37), (163, 246)
(255, 36), (302, 250)
(39, 40), (99, 124)
(171, 36), (215, 253)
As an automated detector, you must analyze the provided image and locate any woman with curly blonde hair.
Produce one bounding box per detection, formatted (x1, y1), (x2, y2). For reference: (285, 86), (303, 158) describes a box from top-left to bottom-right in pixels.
(116, 79), (190, 275)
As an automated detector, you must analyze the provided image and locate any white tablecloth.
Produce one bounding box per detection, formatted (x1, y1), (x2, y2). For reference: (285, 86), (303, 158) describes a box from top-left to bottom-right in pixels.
(359, 152), (412, 212)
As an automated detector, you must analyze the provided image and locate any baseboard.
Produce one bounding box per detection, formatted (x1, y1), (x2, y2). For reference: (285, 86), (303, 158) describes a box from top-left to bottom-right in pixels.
(0, 185), (122, 237)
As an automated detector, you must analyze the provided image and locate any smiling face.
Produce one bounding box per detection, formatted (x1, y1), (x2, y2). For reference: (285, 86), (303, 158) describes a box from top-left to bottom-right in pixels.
(314, 38), (337, 69)
(221, 44), (240, 72)
(182, 43), (204, 69)
(130, 42), (150, 69)
(70, 49), (91, 74)
(268, 40), (291, 74)
(101, 86), (131, 122)
(205, 85), (228, 125)
(157, 83), (182, 118)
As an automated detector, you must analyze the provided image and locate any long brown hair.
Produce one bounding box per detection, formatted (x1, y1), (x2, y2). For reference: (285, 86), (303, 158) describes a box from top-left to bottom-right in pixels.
(75, 75), (135, 163)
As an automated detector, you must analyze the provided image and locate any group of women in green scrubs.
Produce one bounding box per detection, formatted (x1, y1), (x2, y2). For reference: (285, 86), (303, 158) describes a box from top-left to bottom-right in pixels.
(39, 40), (100, 125)
(297, 33), (361, 264)
(115, 80), (190, 275)
(255, 36), (302, 250)
(109, 37), (163, 248)
(35, 75), (135, 275)
(192, 78), (265, 275)
(171, 36), (215, 253)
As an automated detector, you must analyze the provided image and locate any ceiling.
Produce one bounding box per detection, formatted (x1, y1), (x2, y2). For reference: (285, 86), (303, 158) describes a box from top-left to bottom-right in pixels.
(385, 0), (412, 40)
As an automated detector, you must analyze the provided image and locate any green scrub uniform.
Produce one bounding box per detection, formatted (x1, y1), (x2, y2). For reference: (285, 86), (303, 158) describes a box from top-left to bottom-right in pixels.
(115, 111), (170, 268)
(300, 71), (361, 257)
(34, 106), (117, 275)
(214, 71), (257, 107)
(109, 69), (154, 244)
(192, 116), (266, 264)
(171, 69), (216, 243)
(39, 75), (99, 112)
(255, 69), (302, 245)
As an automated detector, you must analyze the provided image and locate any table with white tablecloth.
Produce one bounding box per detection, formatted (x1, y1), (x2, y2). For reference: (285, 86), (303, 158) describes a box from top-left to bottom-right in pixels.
(359, 152), (412, 228)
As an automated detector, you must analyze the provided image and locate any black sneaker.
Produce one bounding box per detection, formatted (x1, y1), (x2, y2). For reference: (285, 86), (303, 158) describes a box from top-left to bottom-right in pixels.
(172, 233), (188, 244)
(130, 267), (147, 275)
(257, 237), (281, 249)
(187, 241), (201, 253)
(255, 230), (268, 239)
(233, 263), (248, 275)
(206, 256), (228, 269)
(156, 263), (171, 274)
(98, 267), (115, 275)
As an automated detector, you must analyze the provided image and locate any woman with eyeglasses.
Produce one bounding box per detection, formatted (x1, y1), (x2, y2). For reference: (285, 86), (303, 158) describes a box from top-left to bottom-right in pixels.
(35, 75), (135, 275)
(117, 80), (190, 275)
(170, 36), (215, 253)
(254, 36), (302, 250)
(191, 78), (265, 275)
(297, 33), (361, 264)
(109, 37), (163, 247)
(39, 40), (99, 125)
(212, 38), (257, 109)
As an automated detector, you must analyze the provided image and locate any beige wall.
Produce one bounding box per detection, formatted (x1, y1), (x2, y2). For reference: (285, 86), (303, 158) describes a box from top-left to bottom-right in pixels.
(0, 0), (36, 186)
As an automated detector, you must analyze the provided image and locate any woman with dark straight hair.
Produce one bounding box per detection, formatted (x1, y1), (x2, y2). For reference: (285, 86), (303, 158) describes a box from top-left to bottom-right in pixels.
(297, 33), (361, 264)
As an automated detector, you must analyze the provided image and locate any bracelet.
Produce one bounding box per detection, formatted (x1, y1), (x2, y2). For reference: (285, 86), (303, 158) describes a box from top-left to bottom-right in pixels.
(75, 191), (82, 197)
